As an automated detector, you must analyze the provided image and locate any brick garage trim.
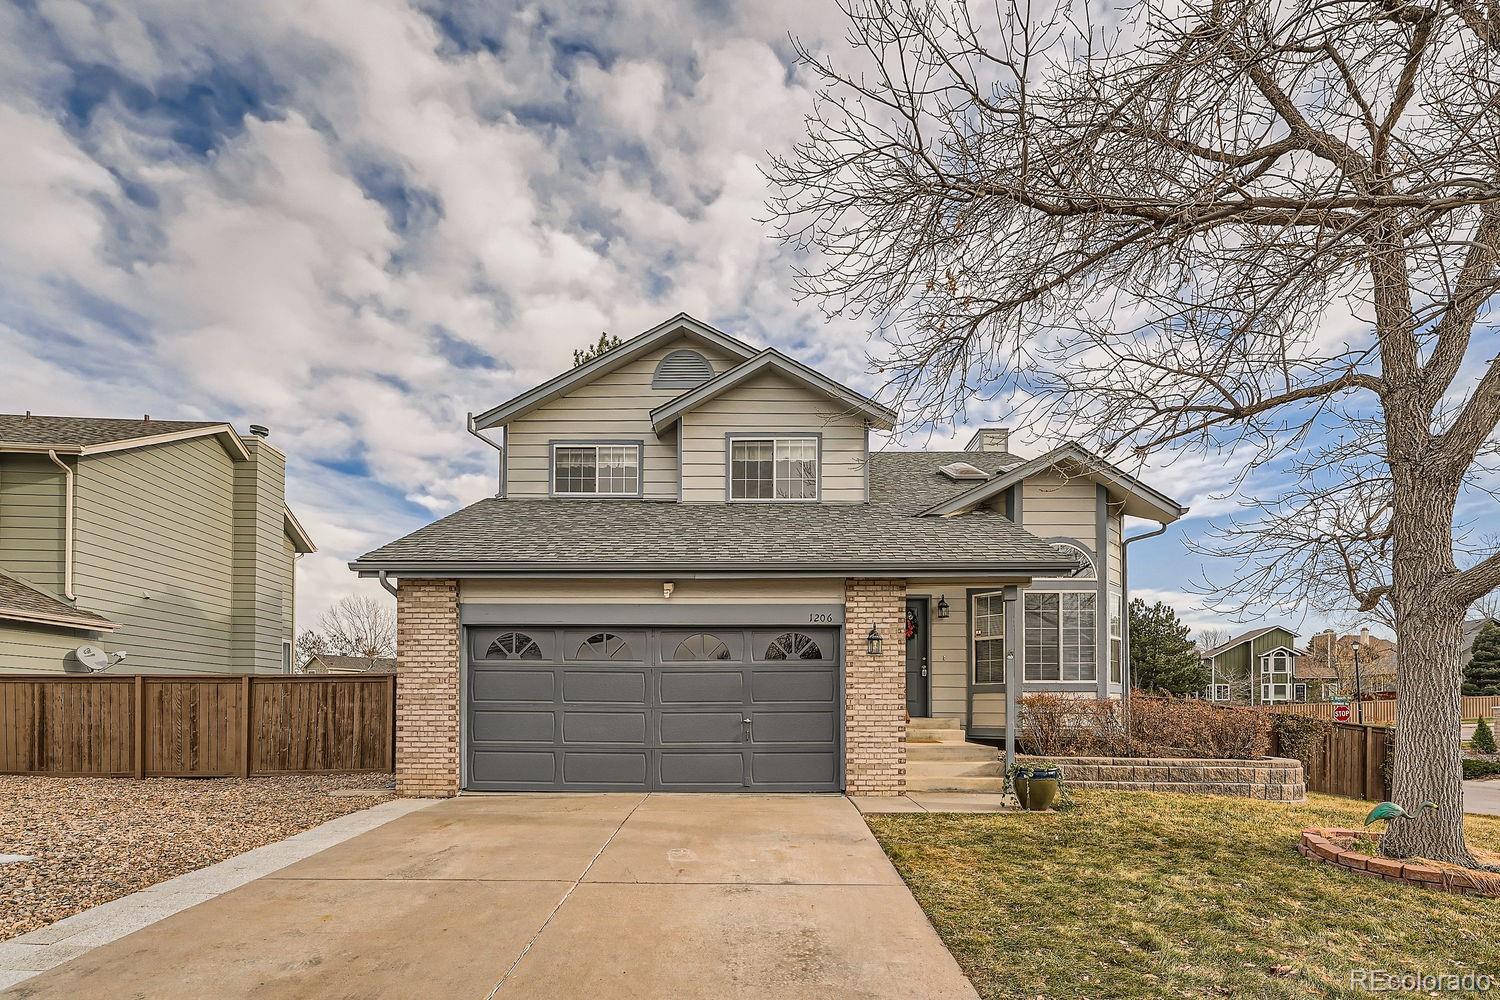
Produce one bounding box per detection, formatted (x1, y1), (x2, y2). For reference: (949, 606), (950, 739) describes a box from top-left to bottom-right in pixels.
(395, 578), (460, 798)
(1026, 754), (1307, 802)
(1298, 828), (1500, 897)
(844, 578), (907, 796)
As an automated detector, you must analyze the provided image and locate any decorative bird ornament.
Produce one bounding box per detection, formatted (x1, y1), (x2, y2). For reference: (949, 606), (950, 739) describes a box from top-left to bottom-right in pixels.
(1364, 801), (1439, 827)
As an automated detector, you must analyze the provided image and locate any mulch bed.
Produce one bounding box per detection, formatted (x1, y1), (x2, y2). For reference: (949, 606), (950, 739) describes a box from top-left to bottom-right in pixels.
(0, 773), (394, 941)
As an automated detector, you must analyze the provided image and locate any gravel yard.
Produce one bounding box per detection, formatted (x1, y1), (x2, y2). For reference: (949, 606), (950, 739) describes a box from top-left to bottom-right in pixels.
(0, 773), (394, 941)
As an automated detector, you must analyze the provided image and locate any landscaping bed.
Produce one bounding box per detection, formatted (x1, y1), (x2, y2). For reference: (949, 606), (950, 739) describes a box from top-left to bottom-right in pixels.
(0, 773), (394, 941)
(868, 790), (1500, 1000)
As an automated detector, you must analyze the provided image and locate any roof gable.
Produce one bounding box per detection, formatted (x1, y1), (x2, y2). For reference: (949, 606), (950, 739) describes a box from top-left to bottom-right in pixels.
(918, 442), (1187, 521)
(1201, 625), (1300, 659)
(471, 314), (759, 430)
(649, 349), (897, 433)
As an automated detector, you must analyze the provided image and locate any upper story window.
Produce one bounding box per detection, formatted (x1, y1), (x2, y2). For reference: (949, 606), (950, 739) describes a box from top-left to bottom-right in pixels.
(552, 443), (641, 497)
(1038, 541), (1096, 580)
(729, 436), (818, 501)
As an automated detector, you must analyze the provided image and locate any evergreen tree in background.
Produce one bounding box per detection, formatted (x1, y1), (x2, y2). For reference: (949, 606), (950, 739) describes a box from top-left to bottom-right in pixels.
(1463, 621), (1500, 696)
(1472, 717), (1497, 756)
(1129, 599), (1209, 696)
(573, 332), (623, 367)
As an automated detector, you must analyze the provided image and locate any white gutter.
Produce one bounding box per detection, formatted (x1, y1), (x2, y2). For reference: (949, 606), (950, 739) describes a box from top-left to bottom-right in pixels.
(466, 412), (506, 497)
(45, 449), (75, 601)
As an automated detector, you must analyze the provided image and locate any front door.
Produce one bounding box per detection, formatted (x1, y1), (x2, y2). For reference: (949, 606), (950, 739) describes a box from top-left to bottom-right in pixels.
(905, 599), (930, 718)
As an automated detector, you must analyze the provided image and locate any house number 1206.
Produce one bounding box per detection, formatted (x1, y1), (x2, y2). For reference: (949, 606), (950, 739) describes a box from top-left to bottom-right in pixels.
(808, 612), (835, 624)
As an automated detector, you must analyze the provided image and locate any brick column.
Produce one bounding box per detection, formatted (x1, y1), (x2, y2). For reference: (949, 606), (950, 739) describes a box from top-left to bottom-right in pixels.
(844, 578), (907, 795)
(395, 578), (460, 797)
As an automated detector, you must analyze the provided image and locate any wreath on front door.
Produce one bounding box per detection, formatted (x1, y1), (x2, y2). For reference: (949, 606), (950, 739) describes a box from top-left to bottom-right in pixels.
(905, 607), (919, 641)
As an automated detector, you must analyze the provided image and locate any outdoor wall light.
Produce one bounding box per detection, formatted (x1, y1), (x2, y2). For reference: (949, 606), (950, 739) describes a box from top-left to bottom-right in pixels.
(866, 625), (884, 657)
(936, 595), (951, 619)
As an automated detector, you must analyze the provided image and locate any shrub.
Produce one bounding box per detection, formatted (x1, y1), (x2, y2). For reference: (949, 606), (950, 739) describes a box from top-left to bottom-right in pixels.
(1464, 757), (1500, 780)
(1473, 717), (1497, 755)
(1015, 694), (1269, 759)
(1270, 713), (1331, 772)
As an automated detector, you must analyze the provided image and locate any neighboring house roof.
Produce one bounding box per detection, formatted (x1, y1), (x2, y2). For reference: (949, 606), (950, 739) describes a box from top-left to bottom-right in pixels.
(649, 349), (897, 433)
(1200, 625), (1299, 659)
(351, 451), (1080, 577)
(0, 413), (251, 461)
(0, 570), (116, 632)
(918, 442), (1188, 522)
(302, 654), (395, 674)
(471, 314), (760, 430)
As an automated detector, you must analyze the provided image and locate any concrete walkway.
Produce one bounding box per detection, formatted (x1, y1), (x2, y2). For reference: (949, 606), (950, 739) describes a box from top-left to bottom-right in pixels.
(1465, 780), (1500, 817)
(0, 797), (435, 993)
(2, 794), (978, 1000)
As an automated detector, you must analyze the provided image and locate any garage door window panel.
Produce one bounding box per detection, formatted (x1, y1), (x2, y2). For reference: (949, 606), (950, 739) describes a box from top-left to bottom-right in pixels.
(761, 631), (824, 661)
(574, 631), (636, 661)
(670, 633), (734, 661)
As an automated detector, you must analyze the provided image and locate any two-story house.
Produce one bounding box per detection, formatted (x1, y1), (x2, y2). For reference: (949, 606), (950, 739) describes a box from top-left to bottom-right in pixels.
(352, 315), (1187, 797)
(1200, 625), (1311, 704)
(0, 415), (314, 674)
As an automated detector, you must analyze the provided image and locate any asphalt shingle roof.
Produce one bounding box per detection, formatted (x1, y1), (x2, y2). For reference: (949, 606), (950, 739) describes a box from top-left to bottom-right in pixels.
(0, 414), (222, 448)
(0, 570), (116, 629)
(354, 451), (1072, 573)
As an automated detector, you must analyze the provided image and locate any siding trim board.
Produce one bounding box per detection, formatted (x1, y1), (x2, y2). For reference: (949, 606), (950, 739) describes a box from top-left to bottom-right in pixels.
(460, 603), (845, 627)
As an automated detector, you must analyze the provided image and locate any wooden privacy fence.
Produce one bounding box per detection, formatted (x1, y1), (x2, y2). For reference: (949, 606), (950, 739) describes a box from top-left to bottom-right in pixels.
(1273, 721), (1392, 802)
(1273, 695), (1500, 725)
(0, 674), (395, 778)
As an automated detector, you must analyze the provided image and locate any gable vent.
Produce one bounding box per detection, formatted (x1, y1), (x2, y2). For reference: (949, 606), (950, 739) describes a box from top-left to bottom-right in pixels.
(939, 461), (991, 481)
(652, 349), (715, 390)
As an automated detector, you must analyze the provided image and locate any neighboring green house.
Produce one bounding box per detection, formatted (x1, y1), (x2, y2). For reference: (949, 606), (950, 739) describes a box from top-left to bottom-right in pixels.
(0, 414), (314, 674)
(1200, 625), (1309, 704)
(351, 313), (1188, 798)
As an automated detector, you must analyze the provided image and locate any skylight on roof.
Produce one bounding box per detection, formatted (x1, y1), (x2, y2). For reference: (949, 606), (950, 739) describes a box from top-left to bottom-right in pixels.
(939, 461), (991, 482)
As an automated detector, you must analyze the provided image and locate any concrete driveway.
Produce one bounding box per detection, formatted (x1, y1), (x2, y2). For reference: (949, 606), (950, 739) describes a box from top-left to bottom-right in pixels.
(4, 794), (977, 1000)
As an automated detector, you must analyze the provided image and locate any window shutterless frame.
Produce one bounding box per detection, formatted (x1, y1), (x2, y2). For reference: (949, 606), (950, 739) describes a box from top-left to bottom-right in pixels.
(1022, 591), (1099, 682)
(548, 440), (644, 498)
(724, 433), (821, 502)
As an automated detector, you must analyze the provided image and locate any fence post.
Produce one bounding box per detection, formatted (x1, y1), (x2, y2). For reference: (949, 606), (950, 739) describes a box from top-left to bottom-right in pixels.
(240, 675), (252, 778)
(133, 675), (145, 779)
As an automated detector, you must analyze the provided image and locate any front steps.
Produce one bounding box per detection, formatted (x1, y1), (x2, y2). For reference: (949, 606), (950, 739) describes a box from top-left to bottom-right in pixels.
(905, 718), (1006, 793)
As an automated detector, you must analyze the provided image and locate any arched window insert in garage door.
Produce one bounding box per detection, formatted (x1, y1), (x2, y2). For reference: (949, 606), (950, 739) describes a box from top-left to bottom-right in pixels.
(671, 633), (732, 661)
(576, 632), (634, 660)
(485, 631), (543, 660)
(763, 632), (824, 660)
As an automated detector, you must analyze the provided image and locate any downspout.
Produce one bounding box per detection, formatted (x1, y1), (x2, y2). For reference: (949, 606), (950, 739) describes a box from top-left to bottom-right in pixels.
(378, 570), (398, 598)
(466, 412), (505, 497)
(45, 450), (75, 600)
(1121, 521), (1169, 712)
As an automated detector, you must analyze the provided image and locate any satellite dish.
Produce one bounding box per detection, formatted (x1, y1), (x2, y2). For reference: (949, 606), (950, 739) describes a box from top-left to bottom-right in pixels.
(74, 646), (126, 672)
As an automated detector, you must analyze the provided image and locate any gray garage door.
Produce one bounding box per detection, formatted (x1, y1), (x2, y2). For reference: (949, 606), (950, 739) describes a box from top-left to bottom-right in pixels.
(464, 626), (840, 792)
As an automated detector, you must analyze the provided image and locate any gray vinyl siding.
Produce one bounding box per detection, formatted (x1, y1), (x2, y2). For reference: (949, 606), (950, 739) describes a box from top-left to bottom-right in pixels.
(679, 370), (869, 502)
(505, 340), (738, 500)
(0, 620), (95, 674)
(71, 436), (238, 673)
(0, 455), (67, 595)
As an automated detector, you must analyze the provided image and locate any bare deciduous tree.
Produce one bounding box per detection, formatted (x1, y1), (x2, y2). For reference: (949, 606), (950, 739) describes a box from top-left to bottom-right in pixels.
(296, 595), (396, 666)
(768, 0), (1500, 862)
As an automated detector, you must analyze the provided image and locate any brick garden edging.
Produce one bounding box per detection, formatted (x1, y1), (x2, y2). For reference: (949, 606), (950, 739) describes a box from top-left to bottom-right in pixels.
(1024, 754), (1306, 802)
(1298, 828), (1500, 897)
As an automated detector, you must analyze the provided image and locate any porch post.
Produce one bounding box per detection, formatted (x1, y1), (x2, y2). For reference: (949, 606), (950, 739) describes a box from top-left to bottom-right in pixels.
(1003, 586), (1019, 782)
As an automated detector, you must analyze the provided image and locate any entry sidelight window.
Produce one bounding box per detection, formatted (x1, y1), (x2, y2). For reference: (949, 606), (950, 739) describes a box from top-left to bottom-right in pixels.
(552, 444), (641, 496)
(729, 436), (818, 501)
(1024, 592), (1096, 681)
(972, 593), (1005, 684)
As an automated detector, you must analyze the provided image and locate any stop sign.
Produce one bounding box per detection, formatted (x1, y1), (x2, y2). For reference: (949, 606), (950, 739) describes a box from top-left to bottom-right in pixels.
(1333, 700), (1352, 724)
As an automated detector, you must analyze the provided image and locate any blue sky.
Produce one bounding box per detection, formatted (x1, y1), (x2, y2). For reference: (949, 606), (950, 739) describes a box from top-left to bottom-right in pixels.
(5, 0), (1483, 639)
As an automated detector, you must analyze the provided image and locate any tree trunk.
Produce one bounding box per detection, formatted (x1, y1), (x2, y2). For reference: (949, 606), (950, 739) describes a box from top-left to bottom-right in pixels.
(1380, 454), (1473, 863)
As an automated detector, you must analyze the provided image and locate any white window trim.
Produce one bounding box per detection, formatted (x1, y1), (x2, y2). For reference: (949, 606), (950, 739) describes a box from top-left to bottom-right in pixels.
(1023, 590), (1099, 683)
(1209, 683), (1231, 702)
(726, 434), (821, 503)
(550, 442), (643, 498)
(971, 591), (1006, 685)
(1037, 540), (1097, 581)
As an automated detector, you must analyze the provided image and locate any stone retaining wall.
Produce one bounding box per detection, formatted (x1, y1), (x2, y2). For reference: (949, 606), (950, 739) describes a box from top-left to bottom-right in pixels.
(1299, 828), (1500, 897)
(1023, 754), (1306, 802)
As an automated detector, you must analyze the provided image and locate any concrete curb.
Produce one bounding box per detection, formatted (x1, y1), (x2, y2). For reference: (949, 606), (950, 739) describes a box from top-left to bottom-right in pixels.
(0, 797), (438, 992)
